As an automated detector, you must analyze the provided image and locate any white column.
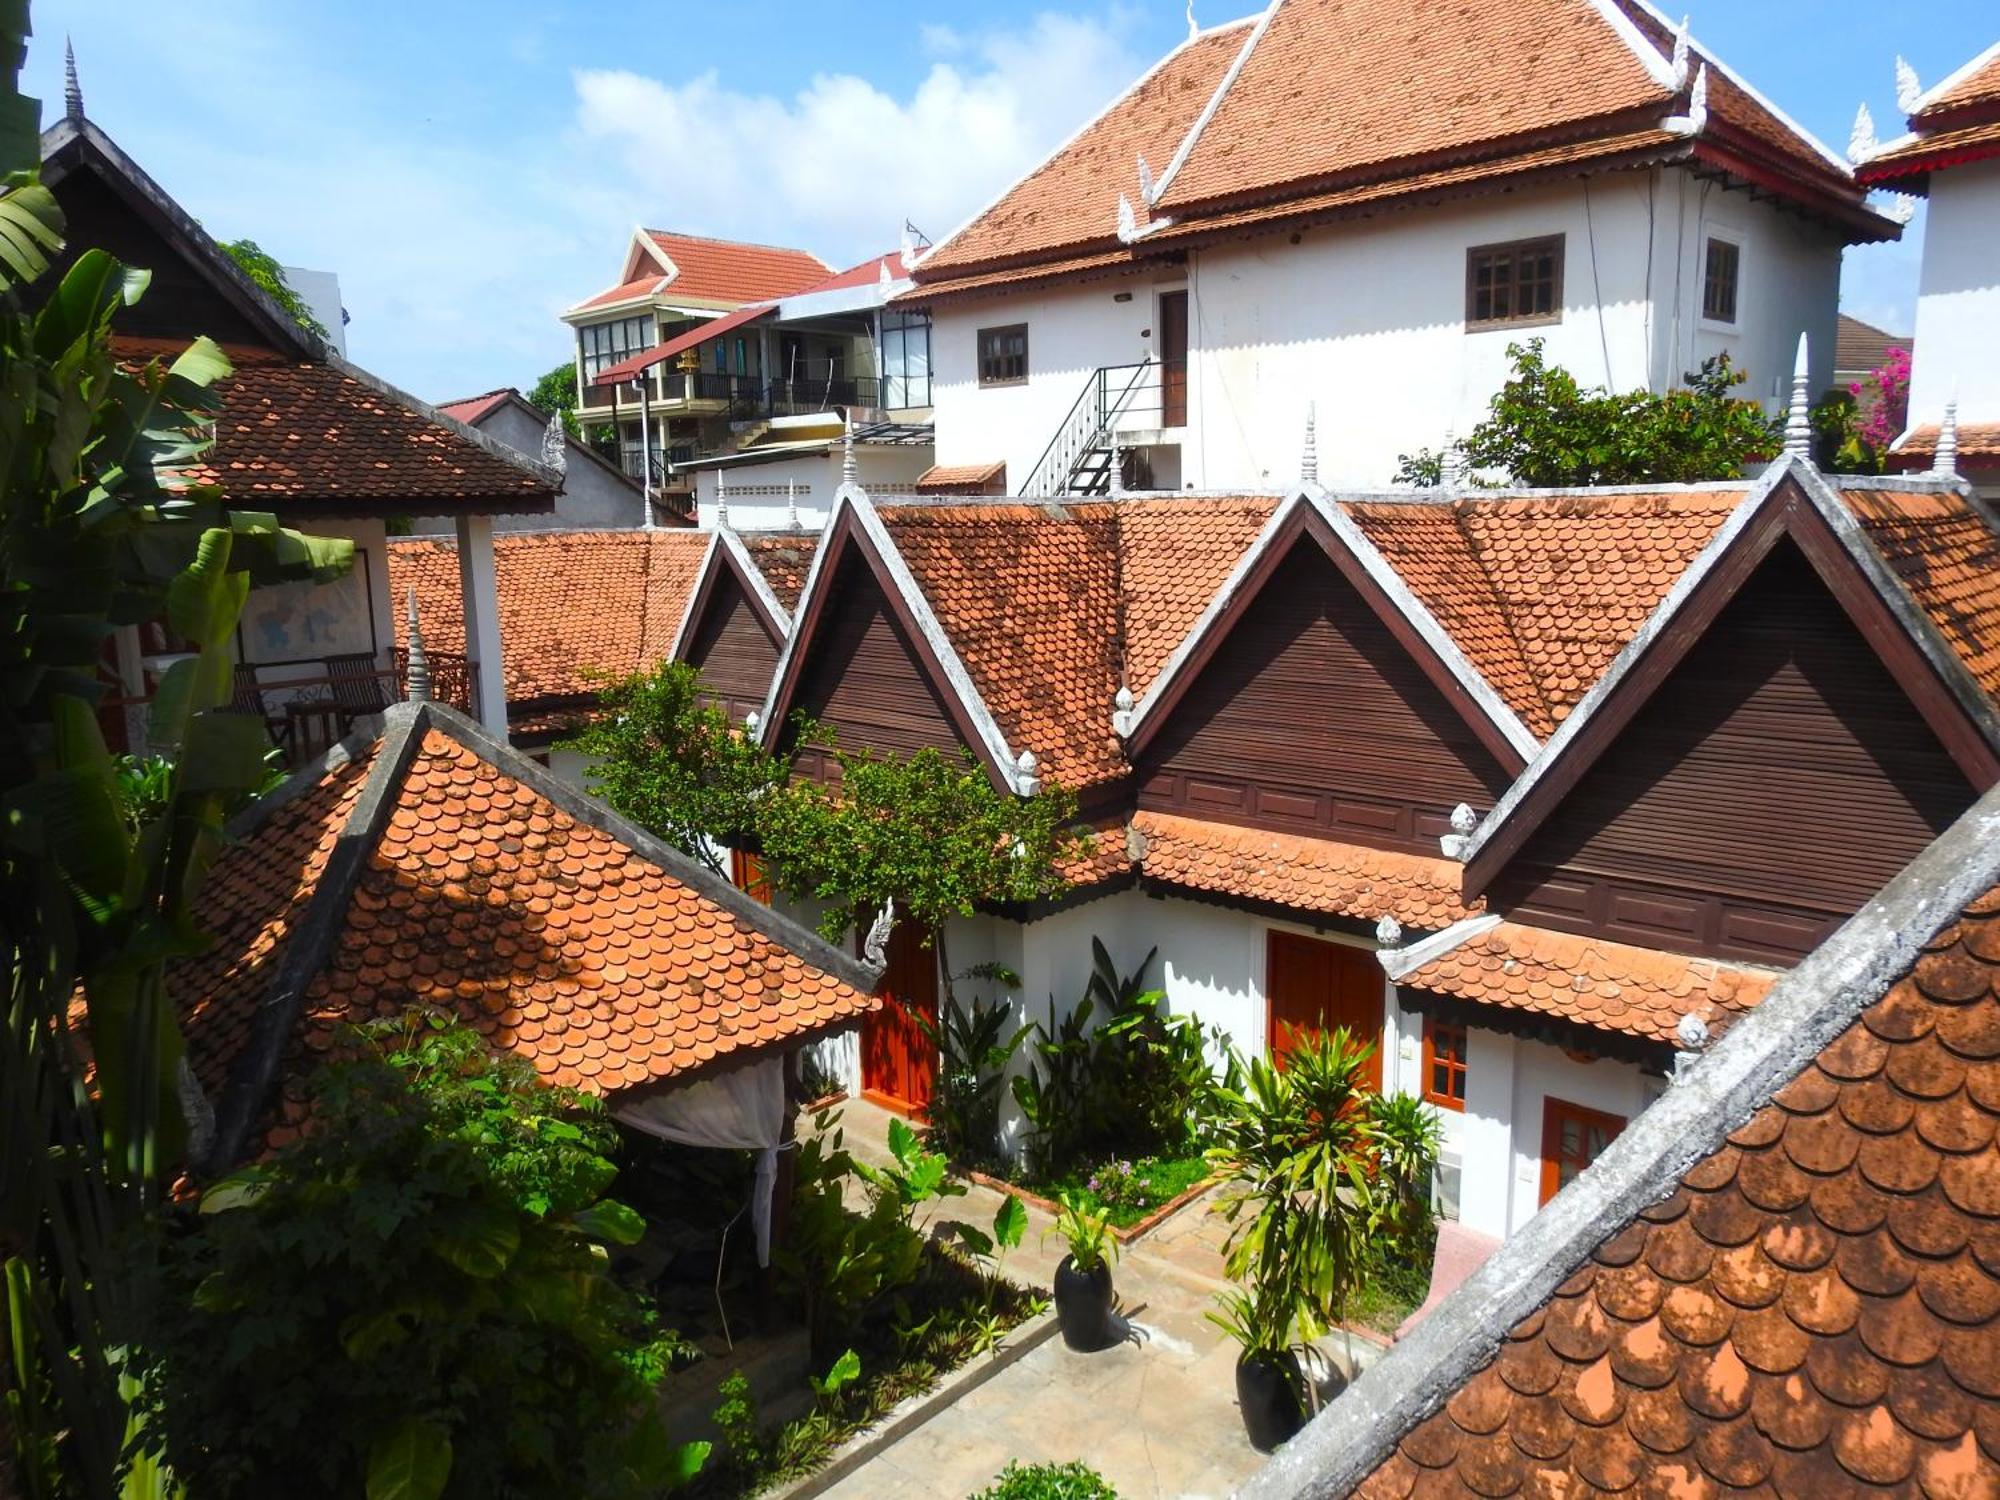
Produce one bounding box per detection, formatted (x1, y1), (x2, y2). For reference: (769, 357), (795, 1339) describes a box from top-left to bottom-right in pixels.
(454, 513), (508, 737)
(1457, 1028), (1518, 1241)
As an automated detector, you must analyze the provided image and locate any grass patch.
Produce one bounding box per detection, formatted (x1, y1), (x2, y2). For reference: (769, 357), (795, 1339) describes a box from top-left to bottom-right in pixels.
(1007, 1151), (1212, 1229)
(1344, 1222), (1437, 1336)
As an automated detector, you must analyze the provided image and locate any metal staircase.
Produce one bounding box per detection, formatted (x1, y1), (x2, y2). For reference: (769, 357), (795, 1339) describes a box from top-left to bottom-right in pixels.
(1022, 360), (1155, 497)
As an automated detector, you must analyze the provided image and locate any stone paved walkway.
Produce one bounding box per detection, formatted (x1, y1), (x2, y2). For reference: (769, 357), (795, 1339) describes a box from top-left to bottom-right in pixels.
(820, 1100), (1271, 1500)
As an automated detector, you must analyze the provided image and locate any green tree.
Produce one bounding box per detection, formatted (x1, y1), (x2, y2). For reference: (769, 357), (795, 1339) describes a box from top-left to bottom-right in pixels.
(528, 359), (581, 440)
(0, 181), (354, 1496)
(1396, 338), (1778, 487)
(560, 662), (788, 876)
(219, 237), (330, 342)
(129, 1012), (706, 1500)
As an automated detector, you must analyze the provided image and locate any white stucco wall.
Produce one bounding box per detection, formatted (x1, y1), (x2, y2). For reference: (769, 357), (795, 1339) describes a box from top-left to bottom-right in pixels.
(692, 443), (935, 531)
(927, 166), (1842, 491)
(1908, 157), (2000, 430)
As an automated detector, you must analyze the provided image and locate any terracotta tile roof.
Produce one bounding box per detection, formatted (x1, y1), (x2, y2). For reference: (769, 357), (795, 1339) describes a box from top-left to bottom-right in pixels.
(1916, 44), (2000, 122)
(128, 341), (554, 514)
(176, 747), (379, 1096)
(738, 533), (820, 612)
(1835, 314), (1912, 375)
(1858, 117), (2000, 185)
(920, 22), (1250, 276)
(1345, 490), (1745, 738)
(177, 707), (880, 1156)
(1354, 876), (2000, 1500)
(878, 502), (1127, 790)
(1116, 495), (1279, 695)
(570, 275), (668, 313)
(1838, 487), (2000, 704)
(1140, 128), (1688, 251)
(1396, 919), (1776, 1045)
(1133, 810), (1478, 932)
(914, 461), (1008, 493)
(1894, 422), (2000, 468)
(642, 231), (832, 303)
(436, 389), (514, 427)
(1155, 0), (1669, 214)
(387, 530), (709, 710)
(897, 248), (1151, 309)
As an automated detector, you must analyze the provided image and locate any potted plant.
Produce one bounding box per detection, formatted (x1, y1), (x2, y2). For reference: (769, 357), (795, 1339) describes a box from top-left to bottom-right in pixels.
(1208, 1282), (1307, 1452)
(1043, 1190), (1119, 1350)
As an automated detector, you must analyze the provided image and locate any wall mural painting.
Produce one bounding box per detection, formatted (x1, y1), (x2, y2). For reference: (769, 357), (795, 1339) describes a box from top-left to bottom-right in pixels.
(239, 546), (378, 667)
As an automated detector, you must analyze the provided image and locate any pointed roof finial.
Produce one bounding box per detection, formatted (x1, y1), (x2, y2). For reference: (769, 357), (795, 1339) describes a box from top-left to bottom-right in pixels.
(1666, 63), (1708, 136)
(715, 473), (729, 531)
(1440, 430), (1464, 489)
(1783, 332), (1813, 461)
(1934, 399), (1959, 478)
(404, 586), (431, 703)
(63, 37), (83, 122)
(1895, 56), (1922, 116)
(1669, 16), (1690, 87)
(1848, 101), (1877, 164)
(786, 478), (800, 530)
(1108, 433), (1125, 495)
(1136, 152), (1156, 203)
(841, 421), (858, 488)
(1186, 0), (1198, 40)
(1301, 400), (1318, 485)
(1116, 193), (1139, 244)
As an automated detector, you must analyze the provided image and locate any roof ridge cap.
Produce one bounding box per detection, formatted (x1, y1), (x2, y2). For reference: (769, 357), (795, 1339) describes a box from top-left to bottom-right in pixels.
(1148, 0), (1282, 207)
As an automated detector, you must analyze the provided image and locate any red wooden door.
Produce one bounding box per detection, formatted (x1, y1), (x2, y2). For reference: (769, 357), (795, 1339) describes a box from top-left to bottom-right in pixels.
(1265, 931), (1383, 1088)
(861, 922), (937, 1116)
(1158, 290), (1188, 427)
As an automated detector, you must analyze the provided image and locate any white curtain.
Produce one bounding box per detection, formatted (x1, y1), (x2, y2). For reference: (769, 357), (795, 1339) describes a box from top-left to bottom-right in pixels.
(615, 1055), (788, 1265)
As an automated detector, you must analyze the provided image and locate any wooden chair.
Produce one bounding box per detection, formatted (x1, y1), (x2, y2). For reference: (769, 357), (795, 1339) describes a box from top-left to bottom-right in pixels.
(231, 660), (293, 757)
(324, 652), (389, 729)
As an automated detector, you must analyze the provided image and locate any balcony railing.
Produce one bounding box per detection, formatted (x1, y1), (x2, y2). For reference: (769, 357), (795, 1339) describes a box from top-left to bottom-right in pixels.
(587, 371), (891, 419)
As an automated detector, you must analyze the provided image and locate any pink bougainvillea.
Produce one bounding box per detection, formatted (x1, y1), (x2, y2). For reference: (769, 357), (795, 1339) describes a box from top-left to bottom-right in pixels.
(1851, 345), (1911, 451)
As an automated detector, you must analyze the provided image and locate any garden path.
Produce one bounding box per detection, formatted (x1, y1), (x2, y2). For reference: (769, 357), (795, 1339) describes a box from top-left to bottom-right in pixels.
(818, 1098), (1270, 1500)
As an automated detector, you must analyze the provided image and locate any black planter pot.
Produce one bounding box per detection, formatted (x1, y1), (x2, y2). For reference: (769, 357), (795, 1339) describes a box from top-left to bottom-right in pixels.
(1235, 1350), (1306, 1452)
(1052, 1255), (1115, 1350)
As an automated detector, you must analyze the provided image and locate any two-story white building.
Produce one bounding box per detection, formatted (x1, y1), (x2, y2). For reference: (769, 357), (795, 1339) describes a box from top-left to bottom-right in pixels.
(901, 0), (1902, 493)
(1856, 39), (2000, 497)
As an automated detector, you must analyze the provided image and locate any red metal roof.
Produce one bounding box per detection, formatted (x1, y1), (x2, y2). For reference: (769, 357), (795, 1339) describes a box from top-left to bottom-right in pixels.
(436, 388), (514, 427)
(590, 303), (774, 388)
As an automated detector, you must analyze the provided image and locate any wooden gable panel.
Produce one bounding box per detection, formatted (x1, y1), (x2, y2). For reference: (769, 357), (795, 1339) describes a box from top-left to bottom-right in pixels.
(684, 570), (778, 724)
(784, 552), (964, 771)
(1137, 540), (1515, 852)
(1493, 542), (1979, 965)
(54, 170), (275, 350)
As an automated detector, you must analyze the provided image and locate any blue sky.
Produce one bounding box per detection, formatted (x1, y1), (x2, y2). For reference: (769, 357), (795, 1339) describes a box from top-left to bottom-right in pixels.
(22, 2), (1993, 401)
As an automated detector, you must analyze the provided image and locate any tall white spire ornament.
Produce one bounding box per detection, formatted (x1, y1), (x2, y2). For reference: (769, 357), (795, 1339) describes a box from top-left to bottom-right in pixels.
(1665, 65), (1708, 136)
(786, 480), (800, 530)
(1668, 16), (1690, 88)
(1848, 102), (1877, 164)
(841, 423), (858, 488)
(1300, 401), (1318, 485)
(1934, 400), (1960, 479)
(1116, 194), (1139, 244)
(1783, 333), (1813, 461)
(404, 587), (431, 704)
(1896, 56), (1922, 116)
(1439, 431), (1464, 489)
(63, 38), (82, 121)
(715, 474), (729, 532)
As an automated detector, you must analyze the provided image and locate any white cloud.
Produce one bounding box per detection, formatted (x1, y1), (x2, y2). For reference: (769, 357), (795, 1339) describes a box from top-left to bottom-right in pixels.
(570, 11), (1144, 263)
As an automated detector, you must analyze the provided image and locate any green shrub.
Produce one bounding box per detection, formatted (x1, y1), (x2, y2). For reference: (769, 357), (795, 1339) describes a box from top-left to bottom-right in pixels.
(130, 1015), (705, 1500)
(970, 1460), (1122, 1499)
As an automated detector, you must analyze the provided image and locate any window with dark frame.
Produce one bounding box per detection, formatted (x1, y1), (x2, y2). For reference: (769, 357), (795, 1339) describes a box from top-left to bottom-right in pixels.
(577, 315), (656, 382)
(1702, 236), (1740, 325)
(1421, 1018), (1469, 1110)
(977, 324), (1029, 385)
(1465, 235), (1564, 329)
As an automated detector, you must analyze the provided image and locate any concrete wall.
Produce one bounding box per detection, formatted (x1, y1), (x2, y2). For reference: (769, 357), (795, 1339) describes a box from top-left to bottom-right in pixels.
(928, 166), (1842, 490)
(412, 403), (644, 535)
(1908, 158), (2000, 430)
(693, 444), (936, 532)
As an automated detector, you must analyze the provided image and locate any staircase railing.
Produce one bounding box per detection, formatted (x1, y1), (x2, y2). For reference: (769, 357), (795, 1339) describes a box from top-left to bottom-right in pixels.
(1022, 359), (1153, 498)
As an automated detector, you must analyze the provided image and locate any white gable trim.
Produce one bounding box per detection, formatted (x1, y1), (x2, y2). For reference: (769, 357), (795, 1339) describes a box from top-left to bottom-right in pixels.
(1121, 485), (1540, 762)
(1908, 38), (2000, 118)
(667, 533), (722, 663)
(1148, 0), (1280, 207)
(755, 486), (1033, 796)
(1378, 913), (1503, 983)
(1455, 460), (1788, 870)
(1579, 0), (1678, 90)
(912, 12), (1258, 271)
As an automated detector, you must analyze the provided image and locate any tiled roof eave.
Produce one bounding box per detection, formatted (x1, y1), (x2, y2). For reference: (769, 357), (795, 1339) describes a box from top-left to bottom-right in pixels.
(1856, 126), (2000, 191)
(1686, 132), (1895, 242)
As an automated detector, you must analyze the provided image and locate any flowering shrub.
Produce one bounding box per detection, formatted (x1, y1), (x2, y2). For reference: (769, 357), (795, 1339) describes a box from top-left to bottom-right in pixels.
(1086, 1159), (1154, 1209)
(1852, 345), (1911, 453)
